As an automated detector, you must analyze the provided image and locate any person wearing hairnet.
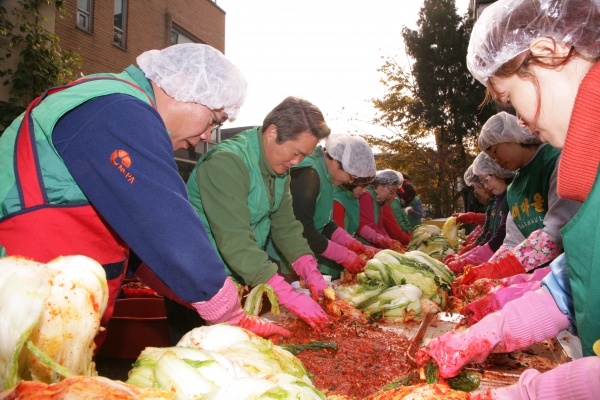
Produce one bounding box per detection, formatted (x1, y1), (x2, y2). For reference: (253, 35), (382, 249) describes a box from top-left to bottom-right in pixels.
(446, 164), (495, 262)
(267, 134), (377, 281)
(380, 171), (412, 245)
(0, 43), (290, 342)
(446, 152), (514, 273)
(418, 0), (600, 397)
(389, 182), (412, 234)
(455, 112), (580, 288)
(358, 170), (407, 252)
(187, 97), (331, 332)
(400, 174), (424, 229)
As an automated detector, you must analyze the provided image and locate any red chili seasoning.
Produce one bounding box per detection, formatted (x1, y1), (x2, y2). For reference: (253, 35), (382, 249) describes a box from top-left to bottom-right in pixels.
(271, 312), (414, 399)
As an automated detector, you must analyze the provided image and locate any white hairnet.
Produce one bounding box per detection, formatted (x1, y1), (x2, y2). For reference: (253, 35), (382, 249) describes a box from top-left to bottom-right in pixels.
(478, 112), (541, 150)
(325, 134), (376, 178)
(468, 0), (600, 85)
(464, 165), (483, 187)
(373, 169), (402, 186)
(473, 152), (516, 178)
(137, 44), (248, 121)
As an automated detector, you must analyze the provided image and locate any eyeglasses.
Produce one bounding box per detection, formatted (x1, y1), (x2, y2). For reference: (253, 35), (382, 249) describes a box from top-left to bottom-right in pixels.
(483, 175), (493, 184)
(209, 108), (223, 132)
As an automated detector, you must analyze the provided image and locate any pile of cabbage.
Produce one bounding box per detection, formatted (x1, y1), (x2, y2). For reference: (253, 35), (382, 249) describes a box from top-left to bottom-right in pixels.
(335, 250), (455, 320)
(126, 324), (325, 400)
(0, 256), (108, 390)
(406, 218), (464, 260)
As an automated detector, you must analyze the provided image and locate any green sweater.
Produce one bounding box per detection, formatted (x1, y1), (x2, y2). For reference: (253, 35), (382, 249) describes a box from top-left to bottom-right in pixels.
(194, 129), (312, 286)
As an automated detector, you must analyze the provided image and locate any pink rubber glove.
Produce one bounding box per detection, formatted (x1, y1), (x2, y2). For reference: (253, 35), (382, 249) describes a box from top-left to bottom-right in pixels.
(321, 240), (367, 273)
(461, 281), (542, 325)
(471, 356), (600, 400)
(292, 254), (328, 296)
(457, 241), (477, 256)
(358, 225), (388, 247)
(192, 277), (290, 338)
(464, 243), (494, 265)
(511, 229), (562, 272)
(499, 266), (551, 286)
(266, 273), (329, 332)
(416, 288), (569, 379)
(332, 227), (371, 259)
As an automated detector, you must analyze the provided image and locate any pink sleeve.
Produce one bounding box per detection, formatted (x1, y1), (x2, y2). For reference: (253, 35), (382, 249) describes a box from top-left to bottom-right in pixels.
(482, 356), (600, 400)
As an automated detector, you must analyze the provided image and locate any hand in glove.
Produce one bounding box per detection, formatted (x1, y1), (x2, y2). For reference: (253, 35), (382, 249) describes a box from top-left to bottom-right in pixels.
(379, 237), (406, 253)
(457, 241), (477, 256)
(447, 244), (494, 273)
(331, 228), (373, 259)
(416, 288), (569, 379)
(453, 212), (486, 225)
(443, 253), (458, 264)
(266, 273), (329, 332)
(511, 229), (561, 272)
(461, 281), (542, 325)
(322, 240), (367, 274)
(192, 277), (290, 338)
(499, 266), (551, 287)
(470, 357), (600, 400)
(455, 252), (526, 288)
(292, 255), (328, 296)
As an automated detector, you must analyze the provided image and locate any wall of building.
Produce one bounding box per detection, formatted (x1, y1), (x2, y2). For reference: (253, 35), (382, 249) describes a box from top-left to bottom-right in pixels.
(55, 0), (226, 76)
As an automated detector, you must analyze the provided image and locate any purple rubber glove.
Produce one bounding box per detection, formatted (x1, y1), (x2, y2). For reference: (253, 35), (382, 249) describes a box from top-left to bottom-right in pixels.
(461, 281), (542, 325)
(416, 288), (569, 379)
(499, 266), (551, 287)
(266, 273), (329, 332)
(322, 240), (367, 274)
(471, 356), (600, 400)
(191, 277), (290, 338)
(292, 254), (328, 296)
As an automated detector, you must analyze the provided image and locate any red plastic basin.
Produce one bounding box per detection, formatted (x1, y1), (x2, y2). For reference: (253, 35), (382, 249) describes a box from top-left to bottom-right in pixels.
(97, 298), (171, 359)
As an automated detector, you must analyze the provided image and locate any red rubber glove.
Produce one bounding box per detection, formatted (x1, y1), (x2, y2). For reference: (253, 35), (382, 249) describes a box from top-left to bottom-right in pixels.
(379, 237), (405, 253)
(461, 281), (542, 325)
(267, 273), (329, 332)
(346, 239), (369, 257)
(457, 241), (477, 256)
(341, 251), (367, 274)
(192, 277), (290, 338)
(455, 252), (526, 288)
(454, 212), (486, 225)
(292, 255), (328, 296)
(446, 256), (471, 274)
(443, 253), (458, 264)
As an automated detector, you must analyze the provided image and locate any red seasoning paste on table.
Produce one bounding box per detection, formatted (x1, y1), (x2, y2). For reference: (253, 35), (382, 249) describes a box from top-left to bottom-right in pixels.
(271, 312), (414, 399)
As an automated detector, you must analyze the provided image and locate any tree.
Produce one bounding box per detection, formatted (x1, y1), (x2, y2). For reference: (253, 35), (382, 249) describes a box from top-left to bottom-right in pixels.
(0, 0), (81, 135)
(367, 0), (495, 217)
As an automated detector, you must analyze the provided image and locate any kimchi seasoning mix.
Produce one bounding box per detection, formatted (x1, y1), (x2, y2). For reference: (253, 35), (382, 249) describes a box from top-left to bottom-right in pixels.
(271, 314), (414, 399)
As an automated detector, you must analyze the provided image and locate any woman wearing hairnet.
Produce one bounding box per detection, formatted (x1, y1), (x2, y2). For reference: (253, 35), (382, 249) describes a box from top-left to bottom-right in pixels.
(358, 170), (407, 252)
(0, 43), (290, 343)
(446, 152), (514, 272)
(381, 172), (412, 246)
(455, 112), (580, 287)
(188, 97), (331, 333)
(446, 164), (494, 262)
(417, 0), (600, 397)
(271, 134), (377, 279)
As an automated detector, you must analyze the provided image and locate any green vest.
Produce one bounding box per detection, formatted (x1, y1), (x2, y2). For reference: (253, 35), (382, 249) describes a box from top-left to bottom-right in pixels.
(488, 194), (507, 237)
(356, 186), (383, 246)
(407, 196), (422, 229)
(477, 197), (497, 245)
(390, 196), (411, 232)
(293, 146), (334, 231)
(333, 185), (359, 236)
(507, 145), (560, 238)
(560, 164), (600, 357)
(0, 66), (155, 217)
(187, 128), (286, 281)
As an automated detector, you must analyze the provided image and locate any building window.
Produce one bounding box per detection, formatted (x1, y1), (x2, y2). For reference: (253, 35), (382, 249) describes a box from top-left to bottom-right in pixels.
(113, 0), (127, 48)
(77, 0), (93, 32)
(171, 28), (196, 45)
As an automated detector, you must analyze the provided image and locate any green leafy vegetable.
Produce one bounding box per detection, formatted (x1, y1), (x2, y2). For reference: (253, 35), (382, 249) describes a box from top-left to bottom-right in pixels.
(447, 370), (481, 392)
(243, 284), (280, 316)
(278, 341), (338, 355)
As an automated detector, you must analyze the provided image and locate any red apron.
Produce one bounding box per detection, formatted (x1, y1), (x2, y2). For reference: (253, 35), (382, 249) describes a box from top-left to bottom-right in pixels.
(0, 77), (156, 348)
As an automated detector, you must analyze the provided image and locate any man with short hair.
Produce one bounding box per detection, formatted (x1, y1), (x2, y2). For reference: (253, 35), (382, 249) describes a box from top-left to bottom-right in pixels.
(0, 44), (289, 341)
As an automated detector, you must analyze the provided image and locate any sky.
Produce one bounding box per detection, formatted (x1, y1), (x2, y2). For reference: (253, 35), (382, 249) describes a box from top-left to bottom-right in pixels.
(216, 0), (470, 138)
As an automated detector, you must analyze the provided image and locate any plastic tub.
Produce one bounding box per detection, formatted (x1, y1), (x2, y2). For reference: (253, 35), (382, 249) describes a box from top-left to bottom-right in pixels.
(97, 298), (171, 359)
(291, 281), (311, 296)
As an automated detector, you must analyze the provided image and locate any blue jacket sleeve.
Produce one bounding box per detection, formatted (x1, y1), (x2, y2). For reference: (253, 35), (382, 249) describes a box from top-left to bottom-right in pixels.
(52, 94), (228, 303)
